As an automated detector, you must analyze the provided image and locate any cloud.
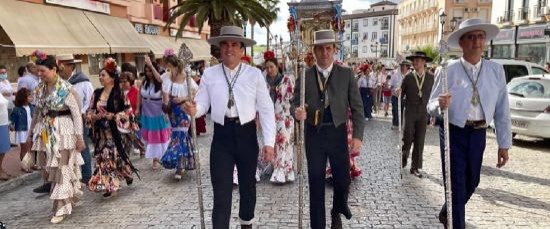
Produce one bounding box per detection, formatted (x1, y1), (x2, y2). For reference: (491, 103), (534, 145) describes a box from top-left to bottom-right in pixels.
(251, 0), (371, 48)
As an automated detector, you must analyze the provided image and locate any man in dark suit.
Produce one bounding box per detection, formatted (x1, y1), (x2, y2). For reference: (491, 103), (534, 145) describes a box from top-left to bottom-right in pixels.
(400, 51), (434, 178)
(294, 30), (365, 229)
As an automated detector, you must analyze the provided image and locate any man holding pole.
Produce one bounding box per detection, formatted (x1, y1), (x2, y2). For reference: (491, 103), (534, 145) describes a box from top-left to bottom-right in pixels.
(183, 26), (275, 229)
(293, 30), (364, 229)
(390, 60), (411, 129)
(428, 18), (511, 228)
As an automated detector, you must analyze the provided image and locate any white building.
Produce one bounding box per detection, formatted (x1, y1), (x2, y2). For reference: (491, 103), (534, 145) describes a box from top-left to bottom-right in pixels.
(342, 1), (399, 63)
(491, 0), (550, 66)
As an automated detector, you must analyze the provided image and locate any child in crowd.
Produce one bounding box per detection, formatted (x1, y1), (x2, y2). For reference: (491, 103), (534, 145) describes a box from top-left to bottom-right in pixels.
(9, 88), (34, 173)
(382, 75), (392, 117)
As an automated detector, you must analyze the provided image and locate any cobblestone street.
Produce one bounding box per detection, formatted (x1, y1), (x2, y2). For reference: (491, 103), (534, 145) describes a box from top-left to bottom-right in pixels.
(1, 116), (549, 228)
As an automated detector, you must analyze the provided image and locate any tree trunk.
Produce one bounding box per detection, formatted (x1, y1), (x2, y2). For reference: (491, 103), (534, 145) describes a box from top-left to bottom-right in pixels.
(266, 26), (271, 51)
(250, 20), (255, 60)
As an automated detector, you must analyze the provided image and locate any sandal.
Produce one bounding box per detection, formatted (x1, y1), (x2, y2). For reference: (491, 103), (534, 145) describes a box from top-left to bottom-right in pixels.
(152, 159), (160, 170)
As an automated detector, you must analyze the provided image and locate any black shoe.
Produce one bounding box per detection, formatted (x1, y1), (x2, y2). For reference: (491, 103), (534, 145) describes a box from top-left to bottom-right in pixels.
(410, 168), (423, 178)
(401, 151), (408, 168)
(126, 177), (133, 186)
(342, 206), (352, 220)
(330, 212), (342, 229)
(439, 204), (448, 229)
(33, 182), (51, 193)
(103, 192), (112, 198)
(240, 225), (252, 229)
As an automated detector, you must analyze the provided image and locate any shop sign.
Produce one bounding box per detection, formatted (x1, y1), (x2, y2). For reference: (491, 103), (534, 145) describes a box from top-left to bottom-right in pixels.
(134, 23), (161, 35)
(45, 0), (110, 14)
(517, 25), (548, 40)
(144, 25), (161, 35)
(494, 29), (515, 42)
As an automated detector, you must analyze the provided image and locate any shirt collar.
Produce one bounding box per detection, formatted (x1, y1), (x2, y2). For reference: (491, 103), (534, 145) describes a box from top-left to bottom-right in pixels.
(223, 63), (242, 75)
(461, 57), (482, 70)
(316, 63), (334, 77)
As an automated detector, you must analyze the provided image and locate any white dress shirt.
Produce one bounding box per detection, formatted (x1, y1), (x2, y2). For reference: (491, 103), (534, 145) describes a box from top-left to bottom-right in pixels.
(68, 72), (94, 114)
(460, 58), (485, 121)
(316, 63), (334, 79)
(195, 63), (276, 147)
(367, 72), (377, 88)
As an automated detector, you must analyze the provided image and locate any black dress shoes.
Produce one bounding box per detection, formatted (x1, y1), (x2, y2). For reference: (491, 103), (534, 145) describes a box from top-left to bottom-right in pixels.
(401, 151), (408, 168)
(410, 168), (423, 178)
(439, 204), (448, 229)
(33, 182), (51, 193)
(342, 206), (352, 220)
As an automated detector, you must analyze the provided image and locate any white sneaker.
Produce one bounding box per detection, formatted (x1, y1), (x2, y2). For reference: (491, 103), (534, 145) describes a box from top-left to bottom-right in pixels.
(51, 216), (65, 224)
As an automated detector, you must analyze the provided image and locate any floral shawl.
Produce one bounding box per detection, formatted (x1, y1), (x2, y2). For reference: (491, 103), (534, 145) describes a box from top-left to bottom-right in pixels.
(33, 76), (72, 157)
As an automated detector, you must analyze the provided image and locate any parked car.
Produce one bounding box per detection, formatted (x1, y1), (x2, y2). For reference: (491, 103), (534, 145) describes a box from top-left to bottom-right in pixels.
(489, 59), (548, 83)
(495, 75), (550, 140)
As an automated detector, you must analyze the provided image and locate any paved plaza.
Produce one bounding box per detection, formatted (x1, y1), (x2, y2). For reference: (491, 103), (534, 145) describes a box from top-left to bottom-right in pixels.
(0, 116), (549, 228)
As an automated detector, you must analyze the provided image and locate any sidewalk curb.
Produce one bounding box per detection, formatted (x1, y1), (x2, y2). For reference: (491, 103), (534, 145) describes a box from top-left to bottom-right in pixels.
(0, 172), (41, 193)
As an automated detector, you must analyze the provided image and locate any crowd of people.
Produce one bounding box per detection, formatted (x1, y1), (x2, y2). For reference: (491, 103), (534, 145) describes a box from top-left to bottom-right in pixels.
(0, 19), (513, 229)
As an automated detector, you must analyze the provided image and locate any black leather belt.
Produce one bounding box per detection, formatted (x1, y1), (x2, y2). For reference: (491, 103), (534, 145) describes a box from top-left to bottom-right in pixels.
(465, 120), (487, 129)
(225, 117), (240, 124)
(46, 110), (71, 118)
(143, 97), (162, 101)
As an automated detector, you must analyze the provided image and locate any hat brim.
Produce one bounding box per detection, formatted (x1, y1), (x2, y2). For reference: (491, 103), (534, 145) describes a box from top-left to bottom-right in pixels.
(58, 60), (82, 64)
(311, 39), (344, 46)
(448, 23), (499, 48)
(207, 36), (256, 47)
(406, 55), (433, 63)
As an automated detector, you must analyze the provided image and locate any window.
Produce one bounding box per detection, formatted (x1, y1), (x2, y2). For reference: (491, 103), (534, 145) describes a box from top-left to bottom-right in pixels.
(380, 31), (388, 44)
(373, 18), (378, 26)
(380, 17), (389, 30)
(372, 32), (377, 40)
(508, 80), (550, 98)
(362, 46), (368, 53)
(346, 20), (351, 28)
(532, 67), (548, 75)
(353, 21), (359, 32)
(352, 46), (358, 57)
(503, 65), (529, 82)
(363, 18), (368, 27)
(362, 32), (368, 41)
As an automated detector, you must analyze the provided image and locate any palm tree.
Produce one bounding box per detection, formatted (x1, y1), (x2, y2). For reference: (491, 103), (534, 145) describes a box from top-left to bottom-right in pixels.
(414, 45), (439, 64)
(166, 0), (278, 59)
(261, 0), (279, 51)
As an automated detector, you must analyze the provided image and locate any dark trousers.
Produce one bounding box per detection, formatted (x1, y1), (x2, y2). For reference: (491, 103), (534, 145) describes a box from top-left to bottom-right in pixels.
(359, 88), (371, 118)
(402, 109), (428, 169)
(391, 96), (400, 126)
(439, 124), (486, 229)
(210, 119), (259, 228)
(305, 123), (351, 229)
(81, 126), (92, 182)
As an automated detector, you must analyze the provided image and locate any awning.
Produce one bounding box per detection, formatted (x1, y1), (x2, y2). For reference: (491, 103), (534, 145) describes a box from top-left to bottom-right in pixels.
(0, 0), (110, 56)
(84, 11), (150, 54)
(140, 34), (183, 58)
(182, 38), (211, 61)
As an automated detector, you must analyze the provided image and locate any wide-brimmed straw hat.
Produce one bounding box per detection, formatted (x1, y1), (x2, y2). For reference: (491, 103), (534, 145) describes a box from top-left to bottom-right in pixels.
(447, 18), (499, 48)
(406, 51), (433, 62)
(56, 54), (82, 63)
(312, 30), (340, 46)
(207, 26), (256, 47)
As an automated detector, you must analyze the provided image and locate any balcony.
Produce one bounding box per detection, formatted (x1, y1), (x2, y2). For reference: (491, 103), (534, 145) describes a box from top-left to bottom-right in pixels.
(516, 7), (529, 24)
(531, 5), (547, 22)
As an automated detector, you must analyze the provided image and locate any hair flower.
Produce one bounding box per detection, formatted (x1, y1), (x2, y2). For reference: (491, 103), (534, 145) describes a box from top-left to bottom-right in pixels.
(164, 48), (175, 58)
(263, 50), (275, 61)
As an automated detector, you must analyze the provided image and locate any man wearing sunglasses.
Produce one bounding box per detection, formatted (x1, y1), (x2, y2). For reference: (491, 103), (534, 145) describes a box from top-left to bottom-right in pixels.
(428, 18), (512, 228)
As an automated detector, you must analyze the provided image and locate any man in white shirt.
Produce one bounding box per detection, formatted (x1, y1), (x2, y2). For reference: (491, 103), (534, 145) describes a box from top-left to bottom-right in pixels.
(428, 18), (511, 229)
(390, 61), (411, 129)
(17, 62), (40, 93)
(183, 26), (275, 229)
(58, 54), (94, 184)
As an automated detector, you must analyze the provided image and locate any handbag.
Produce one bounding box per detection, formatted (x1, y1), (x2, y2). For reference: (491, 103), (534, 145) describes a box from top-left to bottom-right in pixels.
(161, 82), (174, 114)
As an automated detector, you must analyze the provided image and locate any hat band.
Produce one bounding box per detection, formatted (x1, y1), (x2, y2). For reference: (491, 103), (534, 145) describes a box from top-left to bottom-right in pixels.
(219, 33), (245, 38)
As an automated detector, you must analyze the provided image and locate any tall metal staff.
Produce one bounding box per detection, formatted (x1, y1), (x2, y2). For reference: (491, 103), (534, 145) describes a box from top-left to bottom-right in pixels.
(438, 11), (453, 229)
(178, 43), (206, 229)
(398, 83), (403, 179)
(288, 6), (306, 228)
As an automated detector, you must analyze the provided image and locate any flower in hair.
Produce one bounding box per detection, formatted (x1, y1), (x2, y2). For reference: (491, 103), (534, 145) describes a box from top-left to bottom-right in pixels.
(103, 57), (117, 73)
(263, 50), (275, 61)
(241, 55), (252, 64)
(31, 50), (47, 63)
(164, 48), (175, 58)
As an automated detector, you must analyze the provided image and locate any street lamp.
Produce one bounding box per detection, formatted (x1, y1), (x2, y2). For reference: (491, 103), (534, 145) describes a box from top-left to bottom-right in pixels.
(439, 10), (447, 36)
(370, 41), (379, 58)
(450, 17), (458, 32)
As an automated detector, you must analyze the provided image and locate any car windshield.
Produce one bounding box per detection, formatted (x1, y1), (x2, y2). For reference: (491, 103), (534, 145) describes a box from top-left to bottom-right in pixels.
(508, 79), (550, 98)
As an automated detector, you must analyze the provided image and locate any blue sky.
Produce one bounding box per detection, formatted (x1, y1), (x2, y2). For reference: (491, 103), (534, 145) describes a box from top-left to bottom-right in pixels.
(250, 0), (374, 45)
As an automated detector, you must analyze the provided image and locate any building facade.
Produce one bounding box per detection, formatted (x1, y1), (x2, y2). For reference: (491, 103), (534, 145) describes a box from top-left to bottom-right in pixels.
(491, 0), (550, 66)
(342, 1), (399, 63)
(0, 0), (210, 82)
(398, 0), (493, 56)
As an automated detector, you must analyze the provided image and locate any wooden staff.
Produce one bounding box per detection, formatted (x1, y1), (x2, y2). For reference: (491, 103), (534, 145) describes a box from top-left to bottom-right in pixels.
(398, 88), (403, 179)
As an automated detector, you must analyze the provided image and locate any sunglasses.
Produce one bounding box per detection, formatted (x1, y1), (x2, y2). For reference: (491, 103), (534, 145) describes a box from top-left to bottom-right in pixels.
(462, 33), (486, 41)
